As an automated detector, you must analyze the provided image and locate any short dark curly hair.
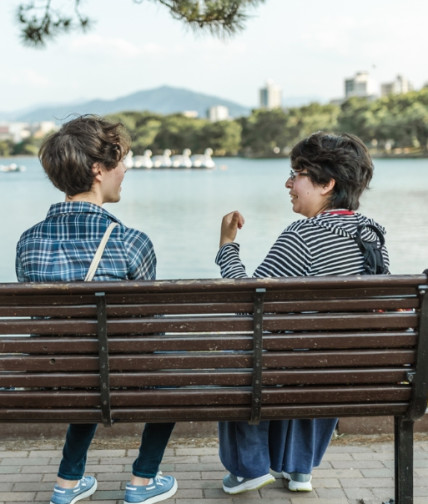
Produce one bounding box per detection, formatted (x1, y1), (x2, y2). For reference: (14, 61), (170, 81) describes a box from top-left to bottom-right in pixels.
(39, 114), (131, 196)
(290, 131), (373, 210)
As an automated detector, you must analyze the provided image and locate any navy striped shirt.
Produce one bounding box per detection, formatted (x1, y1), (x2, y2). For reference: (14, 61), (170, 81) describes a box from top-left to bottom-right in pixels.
(216, 212), (389, 279)
(16, 202), (156, 282)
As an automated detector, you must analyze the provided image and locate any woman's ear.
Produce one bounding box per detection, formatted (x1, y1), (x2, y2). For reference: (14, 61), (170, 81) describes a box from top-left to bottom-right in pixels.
(321, 178), (336, 195)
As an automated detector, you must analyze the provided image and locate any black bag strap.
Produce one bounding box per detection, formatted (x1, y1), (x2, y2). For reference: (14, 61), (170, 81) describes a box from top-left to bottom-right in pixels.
(354, 224), (388, 275)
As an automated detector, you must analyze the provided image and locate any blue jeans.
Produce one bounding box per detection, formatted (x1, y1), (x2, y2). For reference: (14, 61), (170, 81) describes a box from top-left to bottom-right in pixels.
(58, 422), (175, 480)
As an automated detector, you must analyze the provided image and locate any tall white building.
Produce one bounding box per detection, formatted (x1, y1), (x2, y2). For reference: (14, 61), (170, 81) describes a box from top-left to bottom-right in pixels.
(259, 80), (282, 109)
(344, 72), (378, 99)
(208, 105), (229, 122)
(381, 75), (413, 96)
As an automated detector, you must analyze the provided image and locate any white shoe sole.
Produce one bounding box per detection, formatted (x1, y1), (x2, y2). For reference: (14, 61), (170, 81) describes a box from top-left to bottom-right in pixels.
(223, 473), (275, 494)
(282, 471), (312, 492)
(124, 479), (178, 504)
(50, 479), (97, 504)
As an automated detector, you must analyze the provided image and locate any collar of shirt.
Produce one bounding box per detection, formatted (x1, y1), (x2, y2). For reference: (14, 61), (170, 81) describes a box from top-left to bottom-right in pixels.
(46, 201), (122, 225)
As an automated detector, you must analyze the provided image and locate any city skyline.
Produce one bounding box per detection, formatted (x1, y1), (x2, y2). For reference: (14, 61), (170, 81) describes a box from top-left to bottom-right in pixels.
(0, 0), (427, 113)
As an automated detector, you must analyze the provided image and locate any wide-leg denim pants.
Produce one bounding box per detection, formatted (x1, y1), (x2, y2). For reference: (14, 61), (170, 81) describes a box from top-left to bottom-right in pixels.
(219, 418), (338, 478)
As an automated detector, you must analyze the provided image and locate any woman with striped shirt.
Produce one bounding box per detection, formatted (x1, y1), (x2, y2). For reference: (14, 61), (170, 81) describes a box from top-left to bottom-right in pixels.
(216, 131), (389, 495)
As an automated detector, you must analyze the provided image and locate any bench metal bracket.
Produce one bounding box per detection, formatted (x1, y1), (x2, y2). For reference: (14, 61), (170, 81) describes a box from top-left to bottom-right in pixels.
(95, 292), (112, 426)
(405, 285), (428, 421)
(249, 288), (266, 425)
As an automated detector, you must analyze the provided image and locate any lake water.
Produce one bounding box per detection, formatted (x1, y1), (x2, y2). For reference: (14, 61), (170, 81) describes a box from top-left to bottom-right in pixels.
(1, 156), (427, 281)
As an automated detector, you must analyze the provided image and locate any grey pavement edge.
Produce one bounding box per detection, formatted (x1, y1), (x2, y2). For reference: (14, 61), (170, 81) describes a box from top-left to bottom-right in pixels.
(1, 434), (428, 504)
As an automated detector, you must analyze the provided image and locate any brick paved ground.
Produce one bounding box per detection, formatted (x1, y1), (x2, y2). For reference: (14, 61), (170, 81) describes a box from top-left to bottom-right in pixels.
(1, 434), (428, 504)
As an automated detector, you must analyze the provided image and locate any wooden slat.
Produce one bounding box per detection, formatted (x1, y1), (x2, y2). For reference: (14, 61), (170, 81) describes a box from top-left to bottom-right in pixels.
(0, 385), (410, 409)
(0, 331), (417, 354)
(0, 402), (411, 423)
(263, 350), (415, 368)
(0, 348), (416, 373)
(0, 275), (424, 304)
(0, 367), (411, 388)
(0, 319), (98, 334)
(19, 297), (417, 317)
(2, 311), (413, 336)
(0, 296), (417, 318)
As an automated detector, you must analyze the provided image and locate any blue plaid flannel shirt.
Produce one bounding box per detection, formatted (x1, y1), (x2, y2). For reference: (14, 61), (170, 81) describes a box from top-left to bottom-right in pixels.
(16, 201), (156, 282)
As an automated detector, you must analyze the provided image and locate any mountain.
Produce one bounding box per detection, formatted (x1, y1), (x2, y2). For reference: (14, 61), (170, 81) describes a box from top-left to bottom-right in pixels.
(11, 86), (252, 123)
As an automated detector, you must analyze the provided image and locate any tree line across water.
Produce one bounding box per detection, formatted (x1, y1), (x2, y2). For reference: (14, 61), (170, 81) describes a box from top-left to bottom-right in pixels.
(2, 87), (428, 158)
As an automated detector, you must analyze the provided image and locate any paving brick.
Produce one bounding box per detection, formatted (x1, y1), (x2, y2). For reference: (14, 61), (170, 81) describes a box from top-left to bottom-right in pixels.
(329, 459), (386, 469)
(339, 476), (393, 488)
(343, 486), (376, 500)
(3, 457), (50, 467)
(315, 487), (348, 499)
(0, 492), (35, 502)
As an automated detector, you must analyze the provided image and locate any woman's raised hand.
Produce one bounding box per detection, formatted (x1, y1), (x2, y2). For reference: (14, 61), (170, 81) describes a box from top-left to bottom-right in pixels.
(220, 211), (245, 247)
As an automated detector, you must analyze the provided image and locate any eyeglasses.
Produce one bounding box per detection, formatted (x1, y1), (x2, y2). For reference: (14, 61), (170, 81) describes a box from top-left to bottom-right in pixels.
(289, 169), (310, 181)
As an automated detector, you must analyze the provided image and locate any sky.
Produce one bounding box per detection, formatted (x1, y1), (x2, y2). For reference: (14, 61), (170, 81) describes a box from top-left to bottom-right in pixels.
(0, 0), (427, 113)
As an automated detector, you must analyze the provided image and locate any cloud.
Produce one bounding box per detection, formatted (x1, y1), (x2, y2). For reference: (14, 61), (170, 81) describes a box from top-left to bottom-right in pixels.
(70, 34), (184, 58)
(7, 69), (51, 88)
(297, 16), (356, 55)
(71, 34), (142, 58)
(199, 39), (247, 54)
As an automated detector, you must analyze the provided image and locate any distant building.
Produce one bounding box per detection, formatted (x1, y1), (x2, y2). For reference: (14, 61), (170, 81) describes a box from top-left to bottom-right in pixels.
(182, 110), (198, 118)
(0, 121), (58, 143)
(259, 80), (282, 109)
(0, 125), (9, 141)
(381, 75), (413, 96)
(0, 122), (31, 143)
(31, 121), (58, 139)
(207, 105), (230, 122)
(344, 72), (378, 99)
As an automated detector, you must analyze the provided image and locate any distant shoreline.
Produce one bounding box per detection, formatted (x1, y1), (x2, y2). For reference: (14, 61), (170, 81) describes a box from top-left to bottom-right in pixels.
(2, 152), (428, 160)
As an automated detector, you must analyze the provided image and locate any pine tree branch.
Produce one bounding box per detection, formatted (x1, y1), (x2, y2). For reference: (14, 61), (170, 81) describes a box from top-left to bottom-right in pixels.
(15, 0), (265, 47)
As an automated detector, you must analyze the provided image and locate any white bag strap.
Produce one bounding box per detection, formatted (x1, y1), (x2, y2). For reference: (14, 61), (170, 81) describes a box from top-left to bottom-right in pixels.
(84, 222), (118, 282)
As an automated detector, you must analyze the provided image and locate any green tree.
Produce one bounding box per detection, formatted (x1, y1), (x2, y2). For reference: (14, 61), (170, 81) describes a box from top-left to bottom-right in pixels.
(16, 0), (266, 47)
(240, 108), (288, 157)
(151, 114), (206, 153)
(106, 111), (165, 154)
(400, 102), (428, 152)
(0, 140), (13, 157)
(284, 102), (340, 147)
(11, 136), (41, 156)
(199, 120), (242, 155)
(337, 97), (376, 142)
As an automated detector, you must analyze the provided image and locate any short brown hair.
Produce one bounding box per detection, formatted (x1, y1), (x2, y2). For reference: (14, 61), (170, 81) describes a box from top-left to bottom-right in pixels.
(39, 115), (131, 196)
(290, 131), (373, 210)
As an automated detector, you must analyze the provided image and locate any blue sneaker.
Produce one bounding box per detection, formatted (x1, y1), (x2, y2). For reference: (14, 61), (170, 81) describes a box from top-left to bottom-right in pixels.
(222, 472), (275, 494)
(50, 476), (97, 504)
(124, 474), (177, 504)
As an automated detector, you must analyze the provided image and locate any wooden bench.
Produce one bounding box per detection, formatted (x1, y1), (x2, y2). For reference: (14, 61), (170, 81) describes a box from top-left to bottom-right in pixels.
(1, 275), (428, 504)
